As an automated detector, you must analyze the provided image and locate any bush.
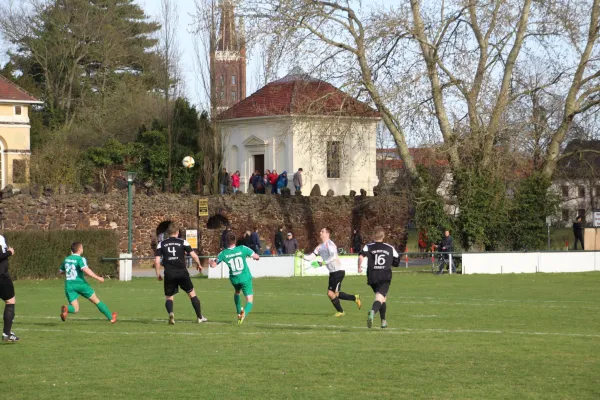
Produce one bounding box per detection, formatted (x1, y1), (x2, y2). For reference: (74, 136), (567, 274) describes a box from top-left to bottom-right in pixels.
(4, 230), (119, 280)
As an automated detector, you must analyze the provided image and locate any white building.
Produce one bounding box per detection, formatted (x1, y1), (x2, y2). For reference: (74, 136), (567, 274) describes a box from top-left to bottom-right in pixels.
(216, 70), (380, 195)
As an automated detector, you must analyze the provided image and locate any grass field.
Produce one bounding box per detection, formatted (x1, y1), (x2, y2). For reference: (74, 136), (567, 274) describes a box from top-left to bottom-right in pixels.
(2, 271), (600, 399)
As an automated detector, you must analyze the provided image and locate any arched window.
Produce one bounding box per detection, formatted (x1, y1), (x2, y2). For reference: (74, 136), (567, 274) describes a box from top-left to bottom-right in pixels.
(230, 145), (239, 173)
(276, 142), (287, 172)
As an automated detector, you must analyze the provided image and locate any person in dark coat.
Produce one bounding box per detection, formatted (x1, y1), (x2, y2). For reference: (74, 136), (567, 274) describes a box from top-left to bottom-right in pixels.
(352, 229), (363, 254)
(220, 225), (231, 250)
(274, 226), (284, 255)
(435, 230), (454, 274)
(283, 232), (299, 254)
(250, 228), (261, 254)
(573, 216), (584, 250)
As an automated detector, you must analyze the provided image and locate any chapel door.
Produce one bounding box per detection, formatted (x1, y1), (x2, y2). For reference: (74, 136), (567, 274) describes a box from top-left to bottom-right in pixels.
(254, 154), (264, 175)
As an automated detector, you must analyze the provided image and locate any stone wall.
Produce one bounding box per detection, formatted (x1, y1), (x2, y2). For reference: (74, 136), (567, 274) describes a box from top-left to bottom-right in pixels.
(0, 190), (408, 257)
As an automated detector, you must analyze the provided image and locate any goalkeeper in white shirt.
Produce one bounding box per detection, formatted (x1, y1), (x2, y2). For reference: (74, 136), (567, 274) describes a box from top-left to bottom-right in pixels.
(303, 227), (362, 317)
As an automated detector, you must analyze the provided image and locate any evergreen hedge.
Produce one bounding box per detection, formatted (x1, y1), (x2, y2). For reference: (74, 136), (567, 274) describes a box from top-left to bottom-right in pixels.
(3, 230), (118, 279)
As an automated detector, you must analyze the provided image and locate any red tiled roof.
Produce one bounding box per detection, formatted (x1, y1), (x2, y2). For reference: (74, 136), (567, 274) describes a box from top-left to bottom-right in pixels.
(0, 74), (41, 103)
(377, 148), (449, 169)
(217, 73), (380, 120)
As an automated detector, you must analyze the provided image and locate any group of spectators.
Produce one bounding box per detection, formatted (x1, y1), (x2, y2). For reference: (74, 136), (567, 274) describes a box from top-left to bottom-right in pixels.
(219, 226), (366, 256)
(218, 226), (302, 256)
(219, 168), (304, 195)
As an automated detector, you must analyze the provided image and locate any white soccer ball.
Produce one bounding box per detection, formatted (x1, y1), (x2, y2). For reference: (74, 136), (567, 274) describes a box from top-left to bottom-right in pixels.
(182, 156), (195, 169)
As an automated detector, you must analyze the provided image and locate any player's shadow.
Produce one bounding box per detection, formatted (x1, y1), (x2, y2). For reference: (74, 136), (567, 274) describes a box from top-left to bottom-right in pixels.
(26, 322), (62, 327)
(252, 323), (355, 333)
(251, 311), (326, 316)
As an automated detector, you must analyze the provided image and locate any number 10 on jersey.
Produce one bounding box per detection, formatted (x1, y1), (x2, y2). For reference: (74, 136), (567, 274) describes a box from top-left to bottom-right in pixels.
(227, 257), (244, 272)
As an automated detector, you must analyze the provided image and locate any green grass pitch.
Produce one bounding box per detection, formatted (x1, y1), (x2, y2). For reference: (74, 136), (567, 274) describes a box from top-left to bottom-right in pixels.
(2, 271), (600, 399)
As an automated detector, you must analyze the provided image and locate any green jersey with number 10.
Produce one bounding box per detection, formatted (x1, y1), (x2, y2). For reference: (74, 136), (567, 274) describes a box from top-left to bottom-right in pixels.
(217, 245), (254, 285)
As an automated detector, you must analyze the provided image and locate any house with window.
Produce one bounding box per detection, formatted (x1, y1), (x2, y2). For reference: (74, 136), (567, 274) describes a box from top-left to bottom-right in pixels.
(0, 75), (42, 189)
(553, 139), (600, 227)
(216, 69), (380, 195)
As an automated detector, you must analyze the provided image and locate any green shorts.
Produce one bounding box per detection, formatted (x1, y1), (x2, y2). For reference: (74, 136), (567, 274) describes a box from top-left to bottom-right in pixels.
(65, 281), (95, 303)
(232, 279), (253, 296)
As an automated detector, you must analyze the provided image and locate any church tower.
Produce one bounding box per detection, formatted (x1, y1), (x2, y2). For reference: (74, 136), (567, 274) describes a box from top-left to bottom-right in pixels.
(210, 0), (246, 116)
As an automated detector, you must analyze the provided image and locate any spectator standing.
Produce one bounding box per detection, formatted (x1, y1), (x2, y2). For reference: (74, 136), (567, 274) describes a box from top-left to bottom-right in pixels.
(277, 171), (288, 194)
(274, 226), (284, 255)
(265, 170), (272, 193)
(352, 229), (363, 254)
(251, 170), (262, 194)
(261, 174), (269, 194)
(283, 232), (299, 254)
(220, 225), (232, 251)
(250, 228), (261, 254)
(219, 168), (230, 195)
(244, 231), (253, 248)
(573, 216), (584, 250)
(435, 230), (455, 274)
(293, 168), (303, 192)
(248, 172), (256, 192)
(269, 170), (279, 195)
(418, 230), (429, 259)
(231, 171), (240, 194)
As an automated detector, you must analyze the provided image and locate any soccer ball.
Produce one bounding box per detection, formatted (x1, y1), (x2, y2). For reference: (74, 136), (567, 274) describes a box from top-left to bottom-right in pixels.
(182, 156), (195, 169)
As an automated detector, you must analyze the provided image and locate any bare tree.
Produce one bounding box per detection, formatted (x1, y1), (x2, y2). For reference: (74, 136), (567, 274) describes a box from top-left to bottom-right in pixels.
(157, 0), (182, 191)
(241, 0), (422, 183)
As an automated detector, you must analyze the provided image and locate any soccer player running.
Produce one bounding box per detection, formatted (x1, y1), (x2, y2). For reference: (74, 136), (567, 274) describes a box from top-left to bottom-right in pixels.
(155, 223), (206, 325)
(358, 226), (400, 329)
(59, 242), (117, 324)
(0, 235), (18, 342)
(209, 232), (259, 325)
(304, 227), (361, 317)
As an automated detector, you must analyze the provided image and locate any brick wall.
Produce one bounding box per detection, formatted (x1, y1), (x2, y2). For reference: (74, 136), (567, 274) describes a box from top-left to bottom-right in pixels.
(0, 191), (408, 257)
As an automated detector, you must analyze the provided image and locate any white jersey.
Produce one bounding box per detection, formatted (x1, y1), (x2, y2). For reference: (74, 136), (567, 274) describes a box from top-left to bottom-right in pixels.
(313, 240), (342, 273)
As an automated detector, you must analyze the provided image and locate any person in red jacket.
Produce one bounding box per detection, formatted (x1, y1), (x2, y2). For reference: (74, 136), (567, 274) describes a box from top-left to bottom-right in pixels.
(231, 171), (240, 194)
(268, 170), (279, 194)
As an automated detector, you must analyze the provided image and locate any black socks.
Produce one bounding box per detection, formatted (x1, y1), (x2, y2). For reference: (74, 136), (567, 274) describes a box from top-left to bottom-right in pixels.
(371, 301), (382, 315)
(331, 297), (344, 312)
(165, 299), (174, 314)
(3, 304), (15, 336)
(191, 296), (202, 319)
(380, 302), (387, 320)
(338, 292), (356, 301)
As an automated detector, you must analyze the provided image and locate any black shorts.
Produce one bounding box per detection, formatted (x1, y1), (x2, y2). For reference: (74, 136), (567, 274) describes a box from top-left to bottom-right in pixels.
(369, 281), (391, 297)
(164, 270), (194, 297)
(0, 276), (15, 301)
(328, 270), (345, 292)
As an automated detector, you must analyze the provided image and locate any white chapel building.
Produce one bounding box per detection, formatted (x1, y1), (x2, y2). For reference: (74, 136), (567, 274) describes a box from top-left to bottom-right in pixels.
(217, 69), (380, 195)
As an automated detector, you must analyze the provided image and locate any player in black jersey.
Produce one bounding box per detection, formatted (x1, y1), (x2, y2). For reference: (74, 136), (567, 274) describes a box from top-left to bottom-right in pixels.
(155, 223), (206, 325)
(0, 234), (18, 342)
(358, 226), (399, 329)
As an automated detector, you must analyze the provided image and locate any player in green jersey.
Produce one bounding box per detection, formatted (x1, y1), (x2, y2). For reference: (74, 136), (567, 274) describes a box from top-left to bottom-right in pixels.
(59, 242), (117, 323)
(209, 232), (259, 325)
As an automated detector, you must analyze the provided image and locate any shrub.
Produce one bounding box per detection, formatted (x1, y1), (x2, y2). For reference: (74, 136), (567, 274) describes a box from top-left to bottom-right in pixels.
(4, 230), (118, 280)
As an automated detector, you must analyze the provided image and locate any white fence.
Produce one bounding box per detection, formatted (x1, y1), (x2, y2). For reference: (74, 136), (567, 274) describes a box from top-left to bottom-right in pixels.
(206, 255), (367, 279)
(462, 251), (600, 274)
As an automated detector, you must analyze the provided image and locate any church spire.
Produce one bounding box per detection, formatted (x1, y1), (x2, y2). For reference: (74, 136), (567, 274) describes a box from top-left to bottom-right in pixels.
(211, 0), (246, 115)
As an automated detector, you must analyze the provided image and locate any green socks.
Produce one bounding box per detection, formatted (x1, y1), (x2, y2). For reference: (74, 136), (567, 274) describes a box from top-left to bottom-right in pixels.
(245, 302), (253, 315)
(96, 302), (112, 320)
(68, 305), (76, 313)
(234, 294), (242, 314)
